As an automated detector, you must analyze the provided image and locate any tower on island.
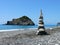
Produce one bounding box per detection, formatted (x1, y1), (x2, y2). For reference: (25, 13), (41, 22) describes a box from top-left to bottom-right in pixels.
(36, 10), (48, 35)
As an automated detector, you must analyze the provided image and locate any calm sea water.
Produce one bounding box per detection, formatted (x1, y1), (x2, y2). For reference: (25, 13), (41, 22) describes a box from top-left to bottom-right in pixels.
(0, 24), (56, 30)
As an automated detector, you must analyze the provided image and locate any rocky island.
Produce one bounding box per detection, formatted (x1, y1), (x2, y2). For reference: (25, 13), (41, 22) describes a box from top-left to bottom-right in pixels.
(6, 16), (35, 25)
(57, 22), (60, 26)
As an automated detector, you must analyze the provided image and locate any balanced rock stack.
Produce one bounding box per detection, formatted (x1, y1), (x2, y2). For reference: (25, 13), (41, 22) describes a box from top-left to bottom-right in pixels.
(37, 10), (48, 35)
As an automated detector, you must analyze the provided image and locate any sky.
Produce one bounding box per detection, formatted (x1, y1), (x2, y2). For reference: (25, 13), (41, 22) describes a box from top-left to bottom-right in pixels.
(0, 0), (60, 25)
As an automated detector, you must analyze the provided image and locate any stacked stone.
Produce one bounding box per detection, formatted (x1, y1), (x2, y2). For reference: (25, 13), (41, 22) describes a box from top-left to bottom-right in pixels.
(37, 10), (48, 35)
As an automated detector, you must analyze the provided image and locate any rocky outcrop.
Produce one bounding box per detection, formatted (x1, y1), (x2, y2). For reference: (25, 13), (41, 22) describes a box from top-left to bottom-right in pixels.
(57, 22), (60, 26)
(6, 16), (35, 25)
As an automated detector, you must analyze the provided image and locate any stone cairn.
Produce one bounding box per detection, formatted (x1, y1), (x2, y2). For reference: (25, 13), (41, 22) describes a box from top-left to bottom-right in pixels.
(36, 10), (48, 35)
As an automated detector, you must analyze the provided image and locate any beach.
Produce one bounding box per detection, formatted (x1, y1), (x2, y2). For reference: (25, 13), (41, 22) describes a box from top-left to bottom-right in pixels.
(0, 27), (60, 45)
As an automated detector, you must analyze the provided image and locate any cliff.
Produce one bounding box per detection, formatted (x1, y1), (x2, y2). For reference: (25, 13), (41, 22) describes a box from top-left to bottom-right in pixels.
(57, 22), (60, 26)
(6, 16), (35, 25)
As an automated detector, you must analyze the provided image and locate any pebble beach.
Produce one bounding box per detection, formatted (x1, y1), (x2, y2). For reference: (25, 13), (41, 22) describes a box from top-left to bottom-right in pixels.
(0, 27), (60, 45)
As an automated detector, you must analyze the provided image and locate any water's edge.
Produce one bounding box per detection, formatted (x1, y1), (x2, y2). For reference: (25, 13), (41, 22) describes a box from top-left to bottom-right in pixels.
(0, 24), (56, 30)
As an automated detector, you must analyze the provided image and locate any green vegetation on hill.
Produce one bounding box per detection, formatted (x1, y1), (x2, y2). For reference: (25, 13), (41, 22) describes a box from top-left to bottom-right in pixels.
(6, 16), (35, 25)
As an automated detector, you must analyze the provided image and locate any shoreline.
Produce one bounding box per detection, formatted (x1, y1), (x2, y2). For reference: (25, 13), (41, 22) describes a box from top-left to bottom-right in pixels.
(0, 28), (37, 32)
(0, 27), (60, 45)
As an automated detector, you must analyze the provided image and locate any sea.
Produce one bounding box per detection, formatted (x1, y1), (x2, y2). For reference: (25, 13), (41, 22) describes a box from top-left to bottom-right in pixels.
(0, 24), (57, 30)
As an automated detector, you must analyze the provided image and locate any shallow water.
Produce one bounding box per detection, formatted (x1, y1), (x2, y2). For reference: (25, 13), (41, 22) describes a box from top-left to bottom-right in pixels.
(0, 24), (56, 30)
